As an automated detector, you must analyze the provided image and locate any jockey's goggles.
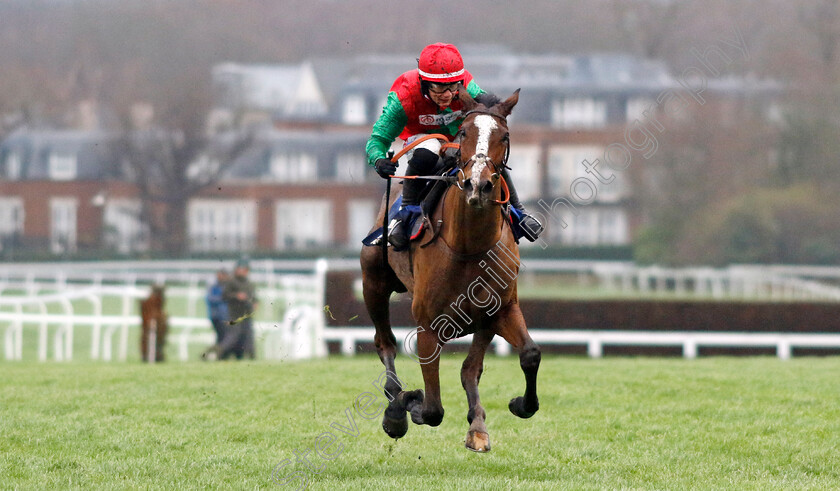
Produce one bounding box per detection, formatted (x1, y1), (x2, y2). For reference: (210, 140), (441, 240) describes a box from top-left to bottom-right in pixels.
(428, 82), (460, 95)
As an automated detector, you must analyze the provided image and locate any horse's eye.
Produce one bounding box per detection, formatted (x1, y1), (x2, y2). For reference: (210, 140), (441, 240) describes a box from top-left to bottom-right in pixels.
(502, 133), (510, 142)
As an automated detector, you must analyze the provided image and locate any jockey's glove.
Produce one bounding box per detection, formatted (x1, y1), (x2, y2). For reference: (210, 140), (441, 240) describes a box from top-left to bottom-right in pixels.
(374, 158), (397, 178)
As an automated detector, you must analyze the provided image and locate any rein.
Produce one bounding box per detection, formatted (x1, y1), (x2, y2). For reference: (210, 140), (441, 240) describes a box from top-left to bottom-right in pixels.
(385, 110), (512, 202)
(389, 133), (452, 163)
(389, 133), (460, 183)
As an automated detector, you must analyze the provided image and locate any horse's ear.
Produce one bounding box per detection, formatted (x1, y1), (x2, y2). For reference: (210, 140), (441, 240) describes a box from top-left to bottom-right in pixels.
(457, 83), (478, 111)
(496, 89), (520, 118)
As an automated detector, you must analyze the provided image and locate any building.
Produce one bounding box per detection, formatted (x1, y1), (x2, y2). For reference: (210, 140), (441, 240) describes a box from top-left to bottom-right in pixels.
(0, 48), (781, 257)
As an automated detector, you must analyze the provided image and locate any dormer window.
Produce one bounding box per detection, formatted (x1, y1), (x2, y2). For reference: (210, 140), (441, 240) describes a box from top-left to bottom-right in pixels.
(5, 151), (21, 180)
(342, 94), (368, 125)
(48, 151), (77, 180)
(551, 97), (607, 129)
(269, 152), (317, 182)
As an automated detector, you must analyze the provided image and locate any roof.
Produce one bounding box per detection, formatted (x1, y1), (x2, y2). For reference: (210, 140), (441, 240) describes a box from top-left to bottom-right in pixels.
(0, 128), (120, 180)
(222, 127), (371, 180)
(213, 62), (328, 118)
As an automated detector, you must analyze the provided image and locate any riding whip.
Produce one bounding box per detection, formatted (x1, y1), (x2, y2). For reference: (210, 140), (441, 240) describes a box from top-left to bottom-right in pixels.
(382, 150), (394, 268)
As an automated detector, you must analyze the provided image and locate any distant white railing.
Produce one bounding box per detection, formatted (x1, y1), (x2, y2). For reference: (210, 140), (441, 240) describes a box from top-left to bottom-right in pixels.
(3, 259), (840, 302)
(321, 327), (840, 360)
(0, 259), (329, 362)
(4, 259), (840, 362)
(591, 264), (840, 301)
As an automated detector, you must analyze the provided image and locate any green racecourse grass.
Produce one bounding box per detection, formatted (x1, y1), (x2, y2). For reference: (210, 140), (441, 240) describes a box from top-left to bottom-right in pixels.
(2, 356), (839, 490)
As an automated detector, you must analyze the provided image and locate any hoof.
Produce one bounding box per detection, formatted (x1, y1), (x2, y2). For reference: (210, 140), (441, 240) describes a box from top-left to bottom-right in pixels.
(465, 430), (491, 452)
(382, 399), (408, 439)
(508, 396), (538, 419)
(382, 414), (408, 439)
(398, 389), (424, 411)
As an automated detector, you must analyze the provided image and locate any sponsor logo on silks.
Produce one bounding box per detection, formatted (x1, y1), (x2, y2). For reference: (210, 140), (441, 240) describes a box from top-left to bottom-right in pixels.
(418, 111), (463, 126)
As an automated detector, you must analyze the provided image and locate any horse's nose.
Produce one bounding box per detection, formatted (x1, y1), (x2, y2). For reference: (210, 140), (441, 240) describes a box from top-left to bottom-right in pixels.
(467, 191), (480, 207)
(467, 178), (493, 207)
(466, 181), (481, 207)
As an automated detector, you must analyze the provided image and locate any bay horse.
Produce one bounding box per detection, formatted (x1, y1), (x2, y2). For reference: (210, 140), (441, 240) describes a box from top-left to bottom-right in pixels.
(360, 88), (541, 452)
(140, 285), (168, 362)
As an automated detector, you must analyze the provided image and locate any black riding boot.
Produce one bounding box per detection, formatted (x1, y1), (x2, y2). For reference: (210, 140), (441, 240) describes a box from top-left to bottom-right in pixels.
(389, 148), (438, 250)
(502, 167), (544, 242)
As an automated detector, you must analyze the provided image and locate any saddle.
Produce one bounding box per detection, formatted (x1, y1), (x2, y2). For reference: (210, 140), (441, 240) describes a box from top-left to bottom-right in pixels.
(362, 162), (531, 248)
(361, 165), (453, 248)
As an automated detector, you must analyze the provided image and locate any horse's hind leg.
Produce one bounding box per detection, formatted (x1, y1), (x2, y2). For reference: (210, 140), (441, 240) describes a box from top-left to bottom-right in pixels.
(361, 248), (408, 439)
(496, 305), (541, 418)
(462, 329), (495, 452)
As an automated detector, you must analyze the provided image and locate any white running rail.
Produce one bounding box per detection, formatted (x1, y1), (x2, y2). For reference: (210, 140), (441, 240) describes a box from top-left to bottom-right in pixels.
(0, 259), (329, 362)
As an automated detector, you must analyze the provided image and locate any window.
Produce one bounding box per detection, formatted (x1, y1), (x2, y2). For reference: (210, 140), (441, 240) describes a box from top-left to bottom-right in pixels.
(626, 97), (655, 122)
(5, 151), (21, 180)
(598, 208), (629, 245)
(547, 145), (604, 198)
(569, 146), (622, 203)
(547, 149), (567, 193)
(334, 152), (366, 182)
(186, 155), (220, 181)
(269, 152), (317, 182)
(188, 200), (257, 252)
(571, 209), (597, 245)
(275, 200), (332, 250)
(103, 199), (149, 254)
(48, 151), (77, 180)
(594, 167), (622, 202)
(507, 145), (541, 201)
(341, 94), (368, 125)
(50, 198), (77, 254)
(347, 199), (377, 247)
(551, 97), (607, 129)
(0, 197), (24, 250)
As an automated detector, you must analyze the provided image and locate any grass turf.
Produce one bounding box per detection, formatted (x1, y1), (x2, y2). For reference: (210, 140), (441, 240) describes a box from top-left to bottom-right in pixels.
(2, 355), (839, 490)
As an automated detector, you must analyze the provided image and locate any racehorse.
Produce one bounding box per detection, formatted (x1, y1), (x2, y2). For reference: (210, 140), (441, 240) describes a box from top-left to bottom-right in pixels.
(360, 87), (541, 452)
(140, 285), (168, 362)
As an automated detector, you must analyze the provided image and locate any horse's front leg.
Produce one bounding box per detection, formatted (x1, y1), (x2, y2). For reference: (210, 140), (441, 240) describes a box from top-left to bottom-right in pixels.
(401, 323), (445, 427)
(496, 305), (541, 418)
(462, 329), (494, 452)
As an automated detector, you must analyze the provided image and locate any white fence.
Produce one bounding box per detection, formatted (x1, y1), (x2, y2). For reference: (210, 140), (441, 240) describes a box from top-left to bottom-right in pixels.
(322, 327), (840, 361)
(1, 259), (328, 362)
(509, 260), (840, 301)
(3, 259), (840, 362)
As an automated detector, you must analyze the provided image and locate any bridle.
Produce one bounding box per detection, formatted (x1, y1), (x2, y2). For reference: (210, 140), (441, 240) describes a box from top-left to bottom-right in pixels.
(452, 110), (511, 205)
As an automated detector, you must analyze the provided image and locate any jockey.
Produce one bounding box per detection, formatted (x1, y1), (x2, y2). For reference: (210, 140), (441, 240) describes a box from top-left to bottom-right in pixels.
(366, 42), (544, 250)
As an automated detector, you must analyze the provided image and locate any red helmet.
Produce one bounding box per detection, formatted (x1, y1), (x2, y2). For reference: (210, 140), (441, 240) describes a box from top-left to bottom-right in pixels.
(418, 43), (465, 83)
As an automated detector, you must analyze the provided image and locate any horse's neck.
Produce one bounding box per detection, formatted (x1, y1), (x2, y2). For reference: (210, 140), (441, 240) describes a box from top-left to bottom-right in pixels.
(440, 189), (503, 256)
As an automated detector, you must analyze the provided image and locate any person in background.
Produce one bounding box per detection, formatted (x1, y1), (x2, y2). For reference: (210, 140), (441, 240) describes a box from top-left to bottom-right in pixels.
(201, 269), (229, 360)
(216, 258), (258, 360)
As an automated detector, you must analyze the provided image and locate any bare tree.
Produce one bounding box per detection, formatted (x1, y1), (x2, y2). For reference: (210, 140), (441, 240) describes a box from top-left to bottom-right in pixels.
(118, 81), (252, 256)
